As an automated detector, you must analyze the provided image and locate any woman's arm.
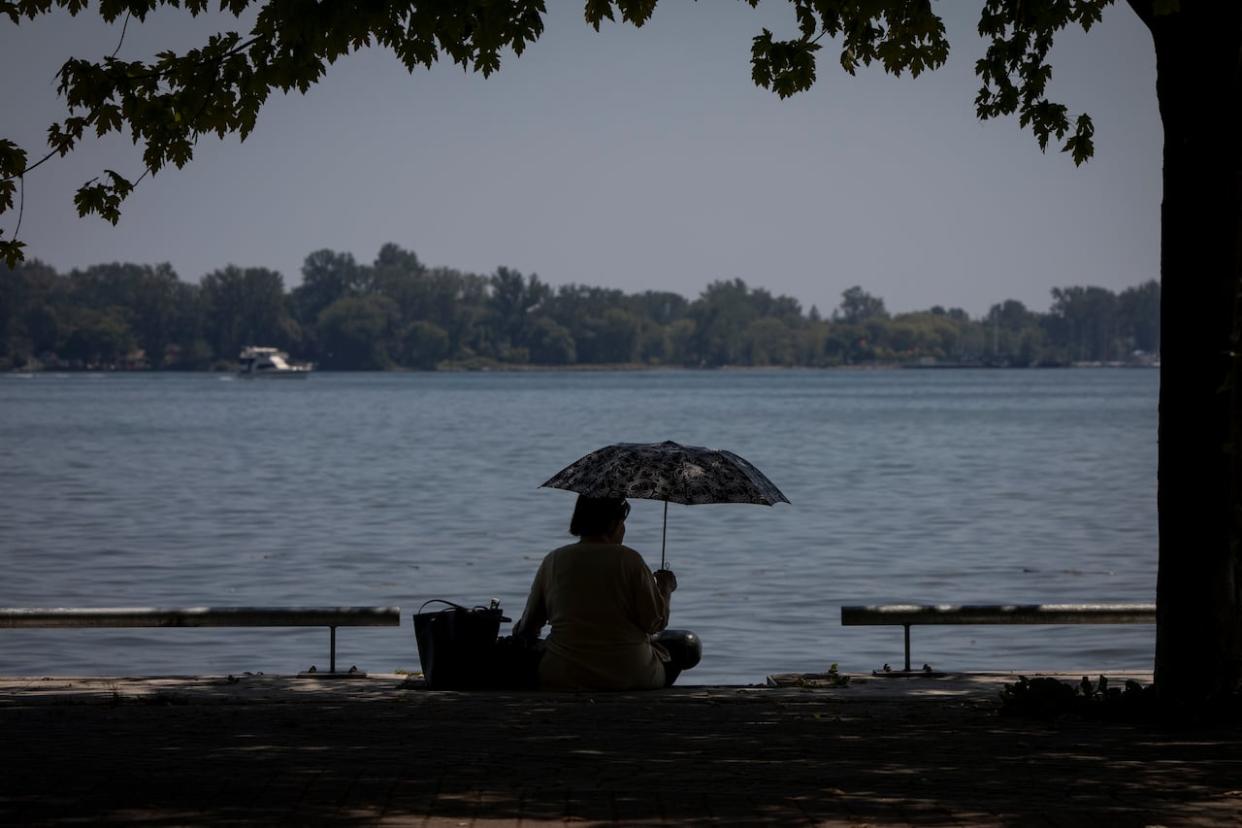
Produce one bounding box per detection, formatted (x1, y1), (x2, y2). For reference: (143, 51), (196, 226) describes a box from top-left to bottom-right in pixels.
(513, 559), (548, 642)
(630, 554), (672, 634)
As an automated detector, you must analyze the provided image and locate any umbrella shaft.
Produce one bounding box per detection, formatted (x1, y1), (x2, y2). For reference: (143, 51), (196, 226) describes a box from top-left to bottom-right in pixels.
(661, 500), (668, 570)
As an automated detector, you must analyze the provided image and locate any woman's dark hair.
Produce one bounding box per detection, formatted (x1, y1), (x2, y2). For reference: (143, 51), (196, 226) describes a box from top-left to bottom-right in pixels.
(569, 496), (630, 537)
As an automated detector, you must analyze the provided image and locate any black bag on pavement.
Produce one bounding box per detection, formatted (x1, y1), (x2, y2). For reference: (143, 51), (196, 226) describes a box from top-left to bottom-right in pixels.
(413, 600), (510, 690)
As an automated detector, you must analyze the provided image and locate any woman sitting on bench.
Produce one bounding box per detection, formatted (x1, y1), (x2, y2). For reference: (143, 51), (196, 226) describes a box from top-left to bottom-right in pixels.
(513, 495), (701, 690)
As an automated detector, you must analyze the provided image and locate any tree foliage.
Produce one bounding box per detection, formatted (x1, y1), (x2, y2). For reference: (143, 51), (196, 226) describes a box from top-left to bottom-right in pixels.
(0, 244), (1160, 371)
(1, 0), (1112, 266)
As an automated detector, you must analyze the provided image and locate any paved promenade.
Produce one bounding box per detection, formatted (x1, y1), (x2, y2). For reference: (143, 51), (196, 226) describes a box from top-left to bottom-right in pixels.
(1, 672), (1239, 826)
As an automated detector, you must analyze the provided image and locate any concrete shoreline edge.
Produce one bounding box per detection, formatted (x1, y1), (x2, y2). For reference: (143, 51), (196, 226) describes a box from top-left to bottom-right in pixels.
(0, 670), (1155, 705)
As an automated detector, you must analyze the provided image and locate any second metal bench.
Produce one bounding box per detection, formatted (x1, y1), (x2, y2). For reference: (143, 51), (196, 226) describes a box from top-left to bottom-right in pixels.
(840, 603), (1156, 675)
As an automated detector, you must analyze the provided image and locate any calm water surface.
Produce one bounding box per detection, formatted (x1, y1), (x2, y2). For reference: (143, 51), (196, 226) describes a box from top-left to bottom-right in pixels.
(0, 369), (1158, 683)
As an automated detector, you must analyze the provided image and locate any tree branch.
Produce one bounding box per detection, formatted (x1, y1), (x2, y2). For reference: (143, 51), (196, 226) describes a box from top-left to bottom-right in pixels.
(13, 173), (24, 238)
(15, 148), (57, 178)
(109, 12), (131, 59)
(108, 32), (265, 85)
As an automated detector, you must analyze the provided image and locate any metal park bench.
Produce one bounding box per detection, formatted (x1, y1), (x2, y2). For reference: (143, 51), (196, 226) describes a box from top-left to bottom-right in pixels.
(840, 603), (1157, 675)
(0, 606), (401, 676)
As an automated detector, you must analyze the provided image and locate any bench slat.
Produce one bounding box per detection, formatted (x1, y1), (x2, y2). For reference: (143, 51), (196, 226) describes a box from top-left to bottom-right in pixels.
(0, 607), (401, 629)
(841, 603), (1156, 627)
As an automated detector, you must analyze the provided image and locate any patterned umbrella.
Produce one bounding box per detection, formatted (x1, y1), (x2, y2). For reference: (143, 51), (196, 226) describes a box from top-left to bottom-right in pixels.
(541, 440), (789, 567)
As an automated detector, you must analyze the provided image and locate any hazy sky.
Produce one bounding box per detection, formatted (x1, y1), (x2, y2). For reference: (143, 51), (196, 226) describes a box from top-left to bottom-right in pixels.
(2, 1), (1161, 317)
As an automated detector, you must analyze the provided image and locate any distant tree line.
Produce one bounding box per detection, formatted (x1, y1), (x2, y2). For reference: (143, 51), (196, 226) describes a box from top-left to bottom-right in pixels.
(0, 243), (1160, 371)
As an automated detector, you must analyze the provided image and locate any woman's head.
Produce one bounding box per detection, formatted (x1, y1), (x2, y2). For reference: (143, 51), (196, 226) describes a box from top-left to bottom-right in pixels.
(570, 495), (630, 541)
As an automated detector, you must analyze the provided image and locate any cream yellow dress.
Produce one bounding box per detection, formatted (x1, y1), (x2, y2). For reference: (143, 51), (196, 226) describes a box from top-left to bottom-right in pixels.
(515, 542), (669, 690)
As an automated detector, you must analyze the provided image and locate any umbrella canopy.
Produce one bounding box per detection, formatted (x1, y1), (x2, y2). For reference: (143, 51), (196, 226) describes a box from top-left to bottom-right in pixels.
(541, 440), (789, 567)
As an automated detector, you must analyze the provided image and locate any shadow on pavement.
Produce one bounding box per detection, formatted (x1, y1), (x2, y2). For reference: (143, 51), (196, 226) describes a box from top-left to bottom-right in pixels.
(1, 678), (1240, 825)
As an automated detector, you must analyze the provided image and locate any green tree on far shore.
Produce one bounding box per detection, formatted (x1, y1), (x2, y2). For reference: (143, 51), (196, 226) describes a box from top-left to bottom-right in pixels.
(1, 251), (1159, 372)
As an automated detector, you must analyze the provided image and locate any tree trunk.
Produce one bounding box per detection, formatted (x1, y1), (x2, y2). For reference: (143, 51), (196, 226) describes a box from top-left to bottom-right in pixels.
(1143, 1), (1242, 703)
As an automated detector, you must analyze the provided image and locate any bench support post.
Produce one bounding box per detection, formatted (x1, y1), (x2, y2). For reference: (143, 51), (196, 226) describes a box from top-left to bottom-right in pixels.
(904, 624), (911, 673)
(299, 624), (366, 679)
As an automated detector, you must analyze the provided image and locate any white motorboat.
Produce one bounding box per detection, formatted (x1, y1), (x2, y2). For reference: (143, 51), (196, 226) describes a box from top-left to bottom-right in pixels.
(237, 346), (313, 378)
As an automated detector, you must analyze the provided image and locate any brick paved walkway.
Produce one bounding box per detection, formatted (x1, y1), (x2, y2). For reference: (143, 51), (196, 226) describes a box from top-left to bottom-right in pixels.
(1, 673), (1239, 825)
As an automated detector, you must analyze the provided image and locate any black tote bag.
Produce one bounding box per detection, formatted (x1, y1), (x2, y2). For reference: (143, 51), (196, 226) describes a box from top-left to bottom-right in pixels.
(413, 600), (509, 690)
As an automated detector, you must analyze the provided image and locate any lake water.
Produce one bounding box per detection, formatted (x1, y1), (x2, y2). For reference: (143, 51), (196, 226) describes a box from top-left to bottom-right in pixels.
(0, 369), (1158, 683)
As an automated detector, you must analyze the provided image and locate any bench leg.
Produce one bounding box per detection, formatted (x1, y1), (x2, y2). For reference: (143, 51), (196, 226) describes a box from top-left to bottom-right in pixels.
(297, 624), (368, 679)
(904, 624), (911, 673)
